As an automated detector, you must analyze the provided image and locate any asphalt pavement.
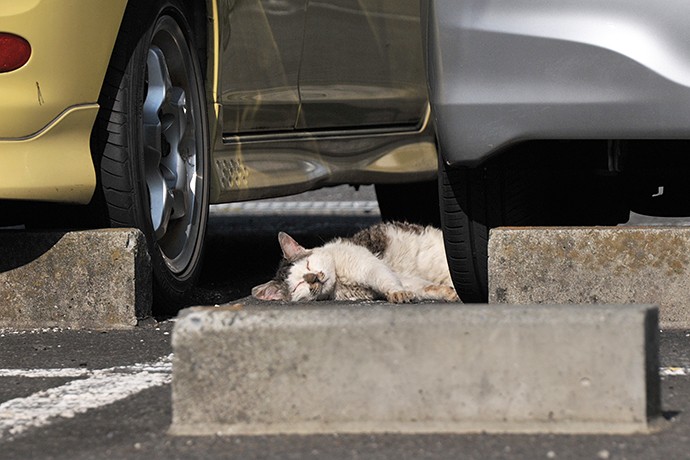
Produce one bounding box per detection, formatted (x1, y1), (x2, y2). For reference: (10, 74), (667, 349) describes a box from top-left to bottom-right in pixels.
(0, 323), (688, 459)
(1, 185), (690, 459)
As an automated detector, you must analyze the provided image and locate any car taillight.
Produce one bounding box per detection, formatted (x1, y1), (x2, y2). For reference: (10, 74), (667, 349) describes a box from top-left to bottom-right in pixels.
(0, 33), (31, 73)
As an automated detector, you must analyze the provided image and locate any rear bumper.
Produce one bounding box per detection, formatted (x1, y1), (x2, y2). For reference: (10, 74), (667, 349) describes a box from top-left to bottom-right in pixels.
(0, 0), (127, 203)
(0, 106), (98, 204)
(427, 0), (690, 166)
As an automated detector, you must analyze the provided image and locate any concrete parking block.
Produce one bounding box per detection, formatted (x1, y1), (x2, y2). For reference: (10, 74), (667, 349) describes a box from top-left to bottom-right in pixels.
(0, 229), (151, 329)
(488, 227), (690, 328)
(170, 303), (660, 435)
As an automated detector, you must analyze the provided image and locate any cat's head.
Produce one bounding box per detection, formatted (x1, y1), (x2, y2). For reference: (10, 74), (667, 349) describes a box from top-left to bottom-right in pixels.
(252, 232), (336, 302)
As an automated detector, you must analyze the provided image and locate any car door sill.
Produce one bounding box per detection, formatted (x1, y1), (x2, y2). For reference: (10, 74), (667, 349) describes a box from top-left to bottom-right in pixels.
(222, 106), (430, 145)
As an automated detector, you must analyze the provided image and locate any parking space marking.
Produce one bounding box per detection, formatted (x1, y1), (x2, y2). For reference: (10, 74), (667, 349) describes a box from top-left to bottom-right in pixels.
(0, 357), (685, 441)
(0, 354), (172, 440)
(660, 366), (690, 376)
(0, 368), (93, 378)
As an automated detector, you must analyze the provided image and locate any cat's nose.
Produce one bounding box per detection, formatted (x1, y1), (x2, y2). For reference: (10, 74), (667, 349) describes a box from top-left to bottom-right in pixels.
(304, 273), (319, 284)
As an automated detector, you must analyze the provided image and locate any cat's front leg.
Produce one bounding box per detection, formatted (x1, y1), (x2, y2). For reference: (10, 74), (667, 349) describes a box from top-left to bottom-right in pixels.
(370, 268), (419, 303)
(358, 261), (418, 303)
(336, 246), (418, 303)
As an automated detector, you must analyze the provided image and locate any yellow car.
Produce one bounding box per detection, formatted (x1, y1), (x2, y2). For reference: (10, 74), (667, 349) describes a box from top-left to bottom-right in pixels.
(0, 0), (437, 312)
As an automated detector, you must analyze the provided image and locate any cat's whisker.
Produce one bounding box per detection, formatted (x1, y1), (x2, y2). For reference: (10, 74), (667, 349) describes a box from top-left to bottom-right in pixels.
(291, 280), (306, 294)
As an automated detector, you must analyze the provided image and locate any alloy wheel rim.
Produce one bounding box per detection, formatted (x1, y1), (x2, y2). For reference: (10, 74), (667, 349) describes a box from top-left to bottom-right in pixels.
(142, 15), (204, 276)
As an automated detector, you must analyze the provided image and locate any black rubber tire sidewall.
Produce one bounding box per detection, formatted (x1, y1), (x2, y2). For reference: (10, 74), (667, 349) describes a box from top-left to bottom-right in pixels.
(439, 160), (491, 303)
(439, 153), (553, 303)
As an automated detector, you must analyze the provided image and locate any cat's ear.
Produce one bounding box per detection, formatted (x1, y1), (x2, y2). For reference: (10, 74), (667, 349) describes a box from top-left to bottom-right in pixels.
(278, 232), (308, 261)
(252, 280), (287, 301)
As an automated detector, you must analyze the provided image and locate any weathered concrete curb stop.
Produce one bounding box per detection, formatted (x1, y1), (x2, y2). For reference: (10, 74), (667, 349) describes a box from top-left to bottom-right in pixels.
(0, 229), (151, 329)
(170, 303), (660, 435)
(489, 226), (690, 329)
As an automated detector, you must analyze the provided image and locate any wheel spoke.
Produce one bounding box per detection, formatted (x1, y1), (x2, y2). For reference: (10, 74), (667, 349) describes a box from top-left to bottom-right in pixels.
(143, 47), (169, 126)
(147, 164), (173, 240)
(143, 46), (196, 239)
(161, 86), (191, 220)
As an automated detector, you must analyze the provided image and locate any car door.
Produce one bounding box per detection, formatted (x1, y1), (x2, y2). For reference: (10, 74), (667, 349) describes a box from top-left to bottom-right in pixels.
(218, 0), (307, 133)
(296, 0), (427, 130)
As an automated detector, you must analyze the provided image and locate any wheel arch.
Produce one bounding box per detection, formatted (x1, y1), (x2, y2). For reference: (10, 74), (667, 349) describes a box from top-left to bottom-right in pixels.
(181, 0), (212, 81)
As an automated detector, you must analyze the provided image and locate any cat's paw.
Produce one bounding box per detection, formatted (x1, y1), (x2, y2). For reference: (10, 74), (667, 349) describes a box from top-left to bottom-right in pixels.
(386, 290), (417, 303)
(423, 285), (460, 302)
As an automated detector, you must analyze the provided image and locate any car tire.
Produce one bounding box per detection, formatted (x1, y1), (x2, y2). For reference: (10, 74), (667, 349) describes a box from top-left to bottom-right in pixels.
(91, 0), (209, 314)
(375, 180), (441, 227)
(439, 161), (492, 303)
(439, 153), (554, 303)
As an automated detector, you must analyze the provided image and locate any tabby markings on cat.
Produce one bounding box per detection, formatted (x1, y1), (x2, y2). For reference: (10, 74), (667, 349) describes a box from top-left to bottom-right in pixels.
(252, 222), (459, 303)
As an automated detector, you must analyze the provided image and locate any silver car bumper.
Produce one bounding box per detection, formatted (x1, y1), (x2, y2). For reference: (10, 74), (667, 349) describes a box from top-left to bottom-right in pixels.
(428, 0), (690, 166)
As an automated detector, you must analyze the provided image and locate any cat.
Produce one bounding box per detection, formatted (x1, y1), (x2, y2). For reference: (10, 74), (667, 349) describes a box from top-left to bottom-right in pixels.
(252, 221), (459, 303)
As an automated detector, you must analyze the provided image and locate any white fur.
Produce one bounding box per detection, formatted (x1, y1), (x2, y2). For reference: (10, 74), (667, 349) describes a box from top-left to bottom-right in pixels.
(377, 226), (452, 286)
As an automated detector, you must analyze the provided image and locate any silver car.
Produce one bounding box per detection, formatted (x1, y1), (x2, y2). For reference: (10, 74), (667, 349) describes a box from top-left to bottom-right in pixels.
(427, 0), (690, 301)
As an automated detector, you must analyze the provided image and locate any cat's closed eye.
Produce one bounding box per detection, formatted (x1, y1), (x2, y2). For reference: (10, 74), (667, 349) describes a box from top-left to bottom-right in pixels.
(304, 272), (326, 285)
(304, 273), (319, 284)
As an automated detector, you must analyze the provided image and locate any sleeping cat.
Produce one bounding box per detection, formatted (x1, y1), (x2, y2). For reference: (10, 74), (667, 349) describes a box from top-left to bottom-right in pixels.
(252, 222), (459, 303)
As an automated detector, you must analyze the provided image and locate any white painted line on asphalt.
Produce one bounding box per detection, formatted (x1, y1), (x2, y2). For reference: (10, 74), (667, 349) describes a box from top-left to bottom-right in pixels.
(660, 366), (690, 376)
(0, 368), (92, 378)
(4, 365), (680, 379)
(210, 200), (380, 215)
(0, 354), (172, 440)
(0, 358), (684, 441)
